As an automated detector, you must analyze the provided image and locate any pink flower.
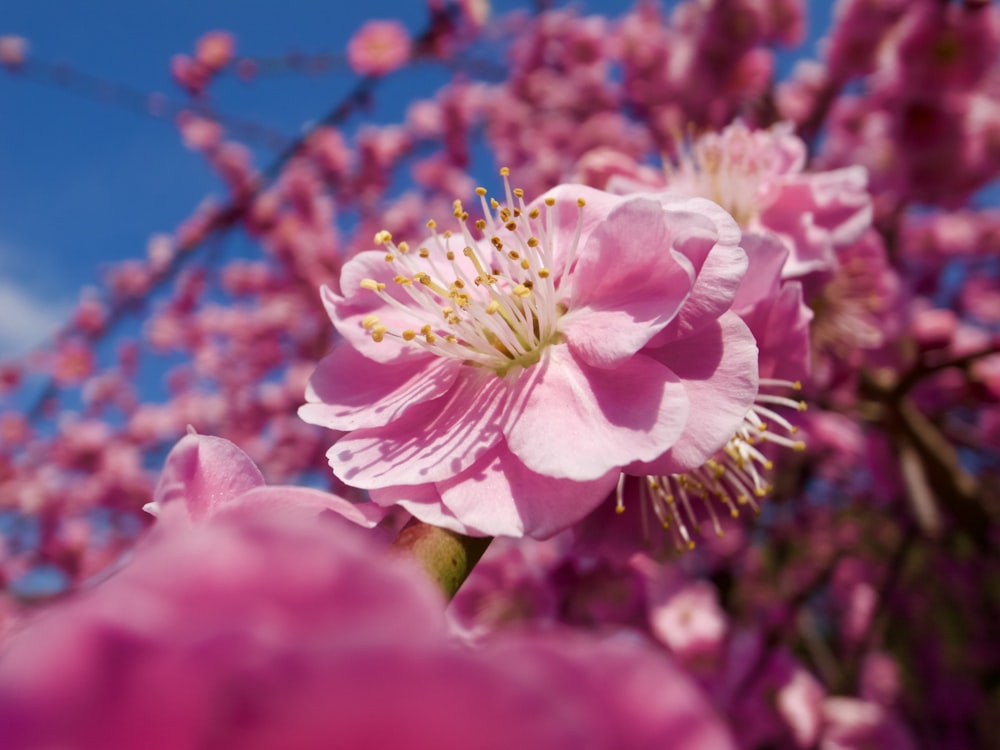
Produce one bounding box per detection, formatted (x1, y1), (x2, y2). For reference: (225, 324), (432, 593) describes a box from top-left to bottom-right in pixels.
(0, 507), (736, 749)
(144, 431), (385, 531)
(0, 35), (27, 70)
(300, 175), (758, 538)
(664, 120), (872, 282)
(346, 20), (412, 77)
(194, 30), (235, 72)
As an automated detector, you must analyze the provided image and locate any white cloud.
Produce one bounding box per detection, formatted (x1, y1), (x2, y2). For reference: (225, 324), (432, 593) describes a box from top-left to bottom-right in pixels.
(0, 278), (68, 357)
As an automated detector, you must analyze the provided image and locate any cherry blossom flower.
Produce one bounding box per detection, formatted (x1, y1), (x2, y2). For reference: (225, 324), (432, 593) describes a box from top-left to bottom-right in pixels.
(664, 120), (871, 281)
(346, 20), (412, 77)
(300, 173), (758, 538)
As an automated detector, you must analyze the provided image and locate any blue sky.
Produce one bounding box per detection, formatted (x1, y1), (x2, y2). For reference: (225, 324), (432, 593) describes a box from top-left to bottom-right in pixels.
(0, 0), (832, 358)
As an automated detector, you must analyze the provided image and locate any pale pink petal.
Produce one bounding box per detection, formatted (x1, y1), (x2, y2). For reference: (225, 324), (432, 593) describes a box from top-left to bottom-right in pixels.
(151, 434), (264, 521)
(330, 369), (511, 488)
(505, 346), (689, 481)
(564, 197), (695, 366)
(652, 240), (749, 344)
(325, 254), (434, 364)
(629, 312), (759, 475)
(299, 343), (460, 430)
(369, 482), (473, 536)
(438, 444), (620, 538)
(731, 232), (790, 314)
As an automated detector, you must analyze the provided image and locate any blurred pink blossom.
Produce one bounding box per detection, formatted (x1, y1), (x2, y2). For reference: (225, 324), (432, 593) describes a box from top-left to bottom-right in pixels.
(346, 20), (412, 76)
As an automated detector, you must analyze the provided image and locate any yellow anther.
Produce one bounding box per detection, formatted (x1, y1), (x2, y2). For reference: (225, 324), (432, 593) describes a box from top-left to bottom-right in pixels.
(360, 278), (386, 292)
(512, 285), (531, 297)
(393, 274), (412, 286)
(513, 188), (524, 198)
(445, 335), (458, 343)
(415, 272), (431, 284)
(398, 241), (410, 253)
(371, 324), (388, 343)
(446, 251), (456, 261)
(529, 208), (540, 218)
(427, 219), (437, 229)
(419, 247), (430, 258)
(793, 441), (807, 451)
(527, 237), (539, 247)
(508, 250), (520, 260)
(490, 198), (500, 209)
(538, 268), (550, 278)
(797, 401), (808, 412)
(793, 380), (802, 390)
(361, 314), (380, 330)
(544, 197), (555, 206)
(577, 198), (586, 207)
(421, 324), (433, 335)
(485, 300), (501, 314)
(475, 219), (487, 230)
(425, 332), (436, 343)
(500, 166), (510, 176)
(374, 230), (392, 245)
(521, 259), (531, 270)
(442, 230), (453, 239)
(615, 505), (625, 515)
(505, 221), (517, 231)
(475, 187), (487, 196)
(384, 253), (395, 262)
(402, 330), (417, 341)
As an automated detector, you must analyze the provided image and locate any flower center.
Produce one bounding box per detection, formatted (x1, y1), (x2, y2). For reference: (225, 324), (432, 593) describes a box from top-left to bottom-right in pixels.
(359, 170), (584, 376)
(667, 123), (782, 226)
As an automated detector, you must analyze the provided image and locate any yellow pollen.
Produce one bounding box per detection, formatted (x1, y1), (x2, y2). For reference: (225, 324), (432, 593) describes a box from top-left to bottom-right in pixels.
(538, 268), (550, 278)
(544, 197), (555, 206)
(393, 274), (412, 286)
(529, 208), (540, 218)
(361, 314), (380, 329)
(512, 285), (531, 298)
(527, 237), (539, 247)
(374, 230), (392, 245)
(500, 166), (510, 176)
(402, 330), (416, 341)
(360, 278), (386, 292)
(486, 300), (501, 314)
(426, 219), (437, 229)
(371, 324), (388, 342)
(384, 253), (395, 262)
(419, 248), (430, 258)
(475, 219), (487, 230)
(475, 187), (487, 196)
(398, 241), (410, 253)
(520, 259), (531, 270)
(577, 198), (586, 207)
(505, 221), (517, 231)
(513, 188), (524, 198)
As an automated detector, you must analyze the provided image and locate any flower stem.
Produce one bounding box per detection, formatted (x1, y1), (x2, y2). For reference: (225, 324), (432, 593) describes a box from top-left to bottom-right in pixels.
(390, 520), (492, 599)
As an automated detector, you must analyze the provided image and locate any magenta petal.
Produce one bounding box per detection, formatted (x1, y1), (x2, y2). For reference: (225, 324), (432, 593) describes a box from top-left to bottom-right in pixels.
(330, 368), (510, 488)
(505, 346), (689, 481)
(630, 312), (759, 475)
(565, 197), (695, 366)
(437, 444), (620, 538)
(151, 434), (266, 521)
(300, 344), (460, 431)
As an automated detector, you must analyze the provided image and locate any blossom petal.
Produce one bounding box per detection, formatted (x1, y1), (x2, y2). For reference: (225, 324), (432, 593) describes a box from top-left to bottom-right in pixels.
(438, 444), (620, 538)
(652, 239), (748, 345)
(150, 434), (265, 521)
(330, 369), (511, 488)
(325, 253), (434, 364)
(300, 343), (460, 431)
(629, 312), (759, 475)
(504, 346), (689, 481)
(564, 197), (695, 366)
(219, 485), (387, 529)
